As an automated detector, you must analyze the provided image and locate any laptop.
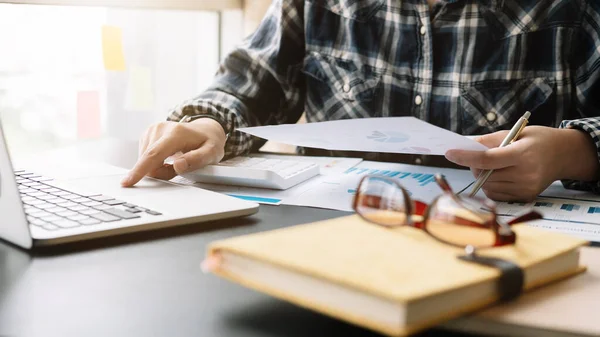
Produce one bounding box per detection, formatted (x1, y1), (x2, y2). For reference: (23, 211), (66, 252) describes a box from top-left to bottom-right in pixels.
(0, 122), (259, 250)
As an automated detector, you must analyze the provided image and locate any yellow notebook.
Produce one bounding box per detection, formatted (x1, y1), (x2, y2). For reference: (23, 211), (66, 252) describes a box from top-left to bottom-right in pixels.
(203, 214), (588, 336)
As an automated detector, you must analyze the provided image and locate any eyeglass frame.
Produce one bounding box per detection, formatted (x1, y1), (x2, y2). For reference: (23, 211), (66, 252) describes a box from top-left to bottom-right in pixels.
(352, 173), (543, 249)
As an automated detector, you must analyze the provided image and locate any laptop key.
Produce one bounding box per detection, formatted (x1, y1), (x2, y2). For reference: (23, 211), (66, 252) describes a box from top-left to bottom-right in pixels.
(53, 199), (72, 205)
(80, 218), (101, 226)
(67, 214), (90, 222)
(104, 199), (125, 206)
(123, 203), (137, 208)
(56, 210), (78, 217)
(93, 204), (111, 210)
(43, 224), (59, 231)
(60, 202), (79, 208)
(90, 213), (120, 222)
(125, 207), (143, 214)
(62, 194), (81, 200)
(47, 206), (68, 214)
(18, 173), (38, 177)
(24, 208), (43, 215)
(32, 176), (53, 182)
(36, 203), (56, 210)
(145, 210), (162, 216)
(37, 194), (57, 201)
(30, 210), (52, 218)
(52, 220), (80, 228)
(80, 209), (101, 216)
(52, 191), (70, 197)
(23, 199), (44, 206)
(69, 205), (90, 212)
(30, 219), (48, 227)
(40, 215), (63, 222)
(83, 201), (103, 207)
(72, 197), (92, 203)
(103, 208), (141, 219)
(91, 195), (114, 202)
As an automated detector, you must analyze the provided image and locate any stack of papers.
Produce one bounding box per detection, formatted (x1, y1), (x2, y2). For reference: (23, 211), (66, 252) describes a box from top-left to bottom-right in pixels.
(172, 154), (475, 212)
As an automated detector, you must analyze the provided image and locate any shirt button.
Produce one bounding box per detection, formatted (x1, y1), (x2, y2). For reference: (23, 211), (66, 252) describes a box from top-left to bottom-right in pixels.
(414, 95), (423, 106)
(420, 25), (426, 35)
(342, 83), (351, 93)
(486, 111), (497, 122)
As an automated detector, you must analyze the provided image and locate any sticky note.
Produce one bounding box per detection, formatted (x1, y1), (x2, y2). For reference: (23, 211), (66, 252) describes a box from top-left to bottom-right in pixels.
(124, 65), (155, 111)
(101, 25), (126, 71)
(77, 91), (102, 139)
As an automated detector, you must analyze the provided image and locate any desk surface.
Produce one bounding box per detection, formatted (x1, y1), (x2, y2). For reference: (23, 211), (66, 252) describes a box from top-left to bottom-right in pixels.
(1, 139), (599, 337)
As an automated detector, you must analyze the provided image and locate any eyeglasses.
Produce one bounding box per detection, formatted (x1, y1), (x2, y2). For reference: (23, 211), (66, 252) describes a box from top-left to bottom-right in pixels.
(352, 174), (543, 249)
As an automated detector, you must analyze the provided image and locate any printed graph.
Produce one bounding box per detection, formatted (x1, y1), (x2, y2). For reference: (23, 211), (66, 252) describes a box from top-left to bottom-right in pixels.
(367, 131), (410, 143)
(344, 167), (436, 186)
(560, 204), (580, 211)
(588, 207), (600, 214)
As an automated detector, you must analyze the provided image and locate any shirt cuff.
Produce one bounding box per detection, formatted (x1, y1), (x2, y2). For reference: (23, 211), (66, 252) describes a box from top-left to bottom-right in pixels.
(559, 118), (600, 193)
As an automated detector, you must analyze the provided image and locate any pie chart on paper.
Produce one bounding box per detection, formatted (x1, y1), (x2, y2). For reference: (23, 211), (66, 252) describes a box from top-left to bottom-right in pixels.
(367, 131), (410, 143)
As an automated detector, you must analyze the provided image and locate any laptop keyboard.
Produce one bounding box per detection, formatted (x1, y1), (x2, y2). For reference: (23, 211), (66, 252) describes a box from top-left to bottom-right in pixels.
(15, 170), (162, 232)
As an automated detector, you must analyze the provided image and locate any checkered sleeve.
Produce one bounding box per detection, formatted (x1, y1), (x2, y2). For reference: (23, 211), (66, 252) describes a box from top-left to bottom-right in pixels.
(558, 0), (600, 193)
(166, 0), (306, 159)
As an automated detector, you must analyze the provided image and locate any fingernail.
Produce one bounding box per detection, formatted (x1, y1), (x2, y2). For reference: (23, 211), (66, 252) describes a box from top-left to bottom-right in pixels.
(445, 151), (456, 162)
(173, 158), (190, 174)
(200, 254), (222, 273)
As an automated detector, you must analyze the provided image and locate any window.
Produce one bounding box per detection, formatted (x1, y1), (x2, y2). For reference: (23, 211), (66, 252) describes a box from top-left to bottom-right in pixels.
(0, 3), (243, 156)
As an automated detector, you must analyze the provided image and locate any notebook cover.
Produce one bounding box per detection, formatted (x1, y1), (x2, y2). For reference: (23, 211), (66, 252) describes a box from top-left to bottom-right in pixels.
(206, 215), (588, 336)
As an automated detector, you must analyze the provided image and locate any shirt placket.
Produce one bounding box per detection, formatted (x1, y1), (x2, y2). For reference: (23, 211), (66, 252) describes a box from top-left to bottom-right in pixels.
(413, 1), (434, 165)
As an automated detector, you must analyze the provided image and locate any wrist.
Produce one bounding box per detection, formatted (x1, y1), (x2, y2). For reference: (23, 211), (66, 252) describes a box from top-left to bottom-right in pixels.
(190, 117), (227, 139)
(557, 128), (600, 181)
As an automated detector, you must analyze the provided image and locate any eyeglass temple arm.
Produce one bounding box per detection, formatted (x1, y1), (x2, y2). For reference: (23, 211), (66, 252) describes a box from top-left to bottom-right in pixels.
(507, 210), (543, 225)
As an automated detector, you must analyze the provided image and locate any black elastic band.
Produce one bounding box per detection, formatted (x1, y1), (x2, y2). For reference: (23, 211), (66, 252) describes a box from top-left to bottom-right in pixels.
(458, 253), (524, 302)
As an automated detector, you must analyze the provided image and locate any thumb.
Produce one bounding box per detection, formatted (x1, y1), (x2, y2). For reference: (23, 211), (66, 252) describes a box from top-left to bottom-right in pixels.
(475, 131), (509, 149)
(173, 145), (223, 174)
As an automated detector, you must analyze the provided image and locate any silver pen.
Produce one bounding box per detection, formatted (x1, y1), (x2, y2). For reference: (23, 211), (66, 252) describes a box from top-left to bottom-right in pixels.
(468, 111), (531, 197)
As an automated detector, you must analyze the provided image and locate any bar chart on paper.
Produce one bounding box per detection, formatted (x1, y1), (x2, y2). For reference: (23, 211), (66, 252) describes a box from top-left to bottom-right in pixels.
(286, 161), (474, 212)
(497, 189), (600, 242)
(344, 167), (438, 187)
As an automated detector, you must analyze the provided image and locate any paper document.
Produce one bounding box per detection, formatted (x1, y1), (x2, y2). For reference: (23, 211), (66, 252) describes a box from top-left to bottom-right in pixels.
(238, 117), (487, 155)
(172, 155), (475, 212)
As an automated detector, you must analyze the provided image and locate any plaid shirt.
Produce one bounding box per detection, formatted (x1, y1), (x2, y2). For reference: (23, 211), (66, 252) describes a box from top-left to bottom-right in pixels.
(167, 0), (600, 191)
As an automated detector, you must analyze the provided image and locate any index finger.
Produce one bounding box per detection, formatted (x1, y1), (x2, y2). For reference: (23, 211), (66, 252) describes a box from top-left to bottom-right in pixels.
(121, 137), (181, 186)
(445, 145), (520, 170)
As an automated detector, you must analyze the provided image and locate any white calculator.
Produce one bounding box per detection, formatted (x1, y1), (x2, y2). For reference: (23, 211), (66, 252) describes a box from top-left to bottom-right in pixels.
(181, 156), (320, 190)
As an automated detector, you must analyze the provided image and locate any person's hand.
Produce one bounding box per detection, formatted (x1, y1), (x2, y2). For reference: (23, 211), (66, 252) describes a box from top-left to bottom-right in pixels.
(121, 118), (227, 187)
(444, 126), (600, 202)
